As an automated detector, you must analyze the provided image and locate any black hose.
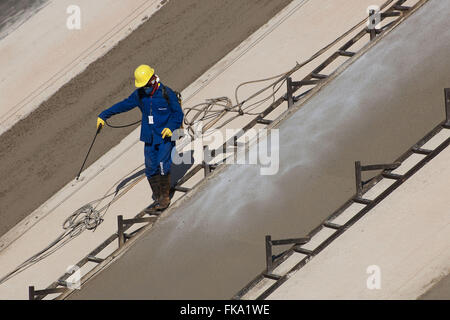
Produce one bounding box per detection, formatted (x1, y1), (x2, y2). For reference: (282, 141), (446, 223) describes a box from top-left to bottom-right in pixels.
(105, 119), (141, 128)
(76, 119), (141, 180)
(76, 126), (102, 180)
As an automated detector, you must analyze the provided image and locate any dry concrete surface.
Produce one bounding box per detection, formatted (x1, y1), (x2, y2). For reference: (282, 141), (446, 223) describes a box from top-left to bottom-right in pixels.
(69, 0), (450, 299)
(0, 0), (48, 40)
(0, 0), (293, 237)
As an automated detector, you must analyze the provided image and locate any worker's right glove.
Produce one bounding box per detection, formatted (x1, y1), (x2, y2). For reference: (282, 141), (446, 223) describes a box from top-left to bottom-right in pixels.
(161, 128), (172, 139)
(97, 117), (105, 131)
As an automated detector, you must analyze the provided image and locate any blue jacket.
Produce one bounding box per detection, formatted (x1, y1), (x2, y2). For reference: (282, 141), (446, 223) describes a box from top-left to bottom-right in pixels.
(99, 83), (183, 145)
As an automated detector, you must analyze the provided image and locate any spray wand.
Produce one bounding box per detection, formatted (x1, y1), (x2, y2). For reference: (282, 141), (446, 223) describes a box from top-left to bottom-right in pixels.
(76, 124), (103, 180)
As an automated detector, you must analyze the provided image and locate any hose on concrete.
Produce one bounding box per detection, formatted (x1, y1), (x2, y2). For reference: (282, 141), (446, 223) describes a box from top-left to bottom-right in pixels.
(0, 164), (145, 286)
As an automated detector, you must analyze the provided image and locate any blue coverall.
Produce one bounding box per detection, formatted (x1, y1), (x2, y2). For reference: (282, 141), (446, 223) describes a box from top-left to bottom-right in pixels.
(98, 84), (183, 178)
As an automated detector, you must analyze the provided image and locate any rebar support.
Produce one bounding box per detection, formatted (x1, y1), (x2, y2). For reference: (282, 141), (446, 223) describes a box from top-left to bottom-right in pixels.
(265, 235), (273, 273)
(445, 88), (450, 128)
(118, 215), (125, 248)
(286, 77), (294, 109)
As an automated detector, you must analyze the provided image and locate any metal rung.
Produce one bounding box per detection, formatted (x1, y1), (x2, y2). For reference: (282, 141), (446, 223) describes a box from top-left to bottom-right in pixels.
(36, 288), (66, 295)
(57, 280), (68, 287)
(382, 172), (403, 180)
(381, 11), (401, 18)
(174, 186), (190, 193)
(271, 237), (309, 246)
(284, 93), (302, 102)
(292, 79), (319, 87)
(293, 247), (313, 255)
(393, 5), (411, 11)
(87, 255), (104, 264)
(361, 163), (401, 171)
(202, 163), (218, 169)
(124, 217), (154, 225)
(353, 197), (373, 205)
(29, 286), (67, 300)
(323, 221), (342, 230)
(263, 273), (282, 281)
(338, 50), (355, 57)
(256, 118), (273, 125)
(412, 146), (432, 155)
(310, 73), (328, 80)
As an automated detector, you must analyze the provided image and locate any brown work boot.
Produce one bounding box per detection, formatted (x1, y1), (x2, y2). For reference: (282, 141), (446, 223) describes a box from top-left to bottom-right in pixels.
(143, 175), (161, 215)
(153, 174), (171, 211)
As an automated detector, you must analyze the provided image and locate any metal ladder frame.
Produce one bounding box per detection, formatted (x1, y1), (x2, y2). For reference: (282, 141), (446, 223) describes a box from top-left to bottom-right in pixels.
(233, 88), (450, 300)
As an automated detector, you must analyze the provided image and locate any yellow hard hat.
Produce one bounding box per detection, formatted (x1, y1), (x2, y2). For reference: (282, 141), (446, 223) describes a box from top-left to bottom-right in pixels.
(134, 64), (155, 88)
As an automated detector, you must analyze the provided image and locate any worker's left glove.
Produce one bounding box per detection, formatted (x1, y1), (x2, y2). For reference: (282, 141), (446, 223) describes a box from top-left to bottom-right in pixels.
(161, 128), (172, 139)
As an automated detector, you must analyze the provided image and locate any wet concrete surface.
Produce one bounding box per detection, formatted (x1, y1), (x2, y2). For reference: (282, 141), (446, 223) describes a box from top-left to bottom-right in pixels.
(69, 0), (450, 299)
(420, 273), (450, 300)
(0, 0), (293, 237)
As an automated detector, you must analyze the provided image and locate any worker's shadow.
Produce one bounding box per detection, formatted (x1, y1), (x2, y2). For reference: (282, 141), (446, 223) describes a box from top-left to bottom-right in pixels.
(115, 150), (195, 201)
(168, 150), (195, 199)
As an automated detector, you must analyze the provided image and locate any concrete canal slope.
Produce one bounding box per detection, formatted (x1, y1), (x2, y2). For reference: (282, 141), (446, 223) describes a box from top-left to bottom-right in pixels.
(70, 0), (450, 299)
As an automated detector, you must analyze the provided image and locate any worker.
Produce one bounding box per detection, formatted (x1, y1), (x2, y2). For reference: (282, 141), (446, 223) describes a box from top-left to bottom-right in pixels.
(97, 65), (184, 214)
